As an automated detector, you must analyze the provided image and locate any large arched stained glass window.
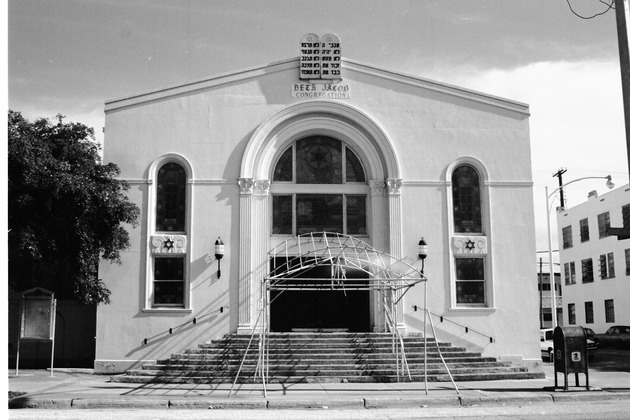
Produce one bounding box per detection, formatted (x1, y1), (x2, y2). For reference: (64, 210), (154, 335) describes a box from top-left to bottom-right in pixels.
(272, 135), (367, 236)
(452, 165), (482, 234)
(156, 162), (186, 232)
(273, 136), (366, 184)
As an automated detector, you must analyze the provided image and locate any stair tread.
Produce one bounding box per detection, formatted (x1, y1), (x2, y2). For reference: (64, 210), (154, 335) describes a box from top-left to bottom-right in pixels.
(112, 332), (539, 384)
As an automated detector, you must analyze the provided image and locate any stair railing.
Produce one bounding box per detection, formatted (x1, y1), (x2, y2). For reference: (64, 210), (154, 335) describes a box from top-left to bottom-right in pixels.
(229, 306), (266, 397)
(383, 297), (411, 382)
(423, 305), (459, 394)
(411, 305), (495, 344)
(140, 305), (227, 346)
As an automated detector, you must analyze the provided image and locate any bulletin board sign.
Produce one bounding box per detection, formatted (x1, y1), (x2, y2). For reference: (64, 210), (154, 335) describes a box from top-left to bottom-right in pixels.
(20, 294), (56, 340)
(15, 288), (57, 376)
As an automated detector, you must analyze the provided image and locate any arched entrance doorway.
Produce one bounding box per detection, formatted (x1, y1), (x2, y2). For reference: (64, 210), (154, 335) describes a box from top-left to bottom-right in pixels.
(268, 134), (369, 331)
(265, 233), (425, 333)
(237, 101), (403, 335)
(269, 257), (370, 332)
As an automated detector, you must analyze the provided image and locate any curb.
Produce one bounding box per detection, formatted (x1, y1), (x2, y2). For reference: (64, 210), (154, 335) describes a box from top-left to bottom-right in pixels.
(552, 392), (630, 403)
(459, 394), (554, 406)
(70, 398), (170, 409)
(364, 396), (461, 408)
(9, 392), (630, 410)
(169, 399), (268, 409)
(267, 398), (364, 410)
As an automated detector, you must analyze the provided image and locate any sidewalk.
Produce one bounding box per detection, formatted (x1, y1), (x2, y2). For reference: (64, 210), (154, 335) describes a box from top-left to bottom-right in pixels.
(8, 364), (630, 410)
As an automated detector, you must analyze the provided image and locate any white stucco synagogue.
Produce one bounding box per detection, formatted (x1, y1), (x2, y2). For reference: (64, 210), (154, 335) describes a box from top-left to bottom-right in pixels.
(95, 35), (541, 374)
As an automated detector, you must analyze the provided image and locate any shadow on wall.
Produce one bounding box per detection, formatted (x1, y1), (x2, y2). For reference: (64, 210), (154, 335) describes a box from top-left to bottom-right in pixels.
(120, 291), (230, 372)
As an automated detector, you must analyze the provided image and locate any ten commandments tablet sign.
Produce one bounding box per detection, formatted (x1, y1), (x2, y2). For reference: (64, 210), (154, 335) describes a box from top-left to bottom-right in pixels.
(300, 33), (342, 80)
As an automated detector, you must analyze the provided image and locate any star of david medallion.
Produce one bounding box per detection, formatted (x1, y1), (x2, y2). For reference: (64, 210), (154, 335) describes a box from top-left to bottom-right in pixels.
(465, 239), (476, 250)
(163, 238), (174, 250)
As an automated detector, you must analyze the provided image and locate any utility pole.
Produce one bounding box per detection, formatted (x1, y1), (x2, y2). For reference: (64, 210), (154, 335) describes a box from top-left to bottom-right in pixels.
(615, 0), (630, 183)
(553, 168), (567, 209)
(539, 258), (543, 328)
(609, 0), (630, 240)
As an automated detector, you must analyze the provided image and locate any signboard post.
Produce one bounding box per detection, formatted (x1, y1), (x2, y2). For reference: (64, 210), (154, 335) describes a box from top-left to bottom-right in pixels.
(15, 288), (57, 376)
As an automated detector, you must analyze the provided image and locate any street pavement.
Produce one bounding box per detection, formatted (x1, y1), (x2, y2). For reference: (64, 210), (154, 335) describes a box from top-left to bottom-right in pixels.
(7, 350), (630, 410)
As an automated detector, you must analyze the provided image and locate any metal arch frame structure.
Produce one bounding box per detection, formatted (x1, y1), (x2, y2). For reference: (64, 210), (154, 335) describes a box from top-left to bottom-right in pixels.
(267, 232), (423, 296)
(229, 232), (459, 396)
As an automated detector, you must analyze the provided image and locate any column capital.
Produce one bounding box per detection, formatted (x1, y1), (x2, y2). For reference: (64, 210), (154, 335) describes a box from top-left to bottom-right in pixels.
(369, 180), (387, 196)
(238, 178), (255, 194)
(386, 178), (403, 195)
(254, 179), (270, 195)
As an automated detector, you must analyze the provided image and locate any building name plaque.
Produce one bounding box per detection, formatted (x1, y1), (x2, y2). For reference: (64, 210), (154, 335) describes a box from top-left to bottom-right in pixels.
(292, 83), (350, 99)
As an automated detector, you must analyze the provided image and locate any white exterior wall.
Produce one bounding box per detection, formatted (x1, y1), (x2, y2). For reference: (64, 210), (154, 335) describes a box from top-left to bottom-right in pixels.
(96, 58), (540, 373)
(557, 184), (630, 334)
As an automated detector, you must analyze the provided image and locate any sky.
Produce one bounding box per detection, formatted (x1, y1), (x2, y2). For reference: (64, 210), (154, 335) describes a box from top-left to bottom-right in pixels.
(7, 0), (630, 265)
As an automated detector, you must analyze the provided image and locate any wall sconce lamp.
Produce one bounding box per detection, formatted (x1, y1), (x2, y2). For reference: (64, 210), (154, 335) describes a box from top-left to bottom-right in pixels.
(215, 237), (224, 279)
(418, 237), (428, 274)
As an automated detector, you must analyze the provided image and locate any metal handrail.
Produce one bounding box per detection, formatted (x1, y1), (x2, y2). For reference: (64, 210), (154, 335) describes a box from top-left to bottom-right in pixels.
(383, 301), (411, 381)
(412, 305), (495, 344)
(141, 305), (227, 346)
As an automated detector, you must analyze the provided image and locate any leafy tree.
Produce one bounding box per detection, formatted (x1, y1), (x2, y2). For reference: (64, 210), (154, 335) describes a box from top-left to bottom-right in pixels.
(8, 110), (140, 304)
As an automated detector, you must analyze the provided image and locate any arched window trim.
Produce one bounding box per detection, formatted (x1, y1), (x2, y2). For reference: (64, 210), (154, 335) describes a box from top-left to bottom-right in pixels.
(144, 153), (194, 312)
(241, 100), (400, 181)
(445, 157), (494, 310)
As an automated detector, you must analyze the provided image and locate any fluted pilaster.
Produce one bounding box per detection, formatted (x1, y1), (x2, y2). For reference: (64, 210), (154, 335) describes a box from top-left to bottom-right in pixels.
(386, 178), (405, 331)
(237, 178), (254, 333)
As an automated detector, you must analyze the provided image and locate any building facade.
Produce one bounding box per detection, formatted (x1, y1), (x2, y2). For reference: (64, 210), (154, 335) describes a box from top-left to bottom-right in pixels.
(537, 269), (562, 329)
(557, 184), (630, 333)
(95, 54), (540, 373)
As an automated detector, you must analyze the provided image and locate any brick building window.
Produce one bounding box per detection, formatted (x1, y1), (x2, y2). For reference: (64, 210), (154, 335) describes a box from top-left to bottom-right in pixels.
(585, 301), (594, 324)
(598, 211), (610, 238)
(564, 261), (576, 285)
(605, 299), (615, 323)
(568, 303), (576, 325)
(581, 258), (594, 283)
(562, 225), (573, 249)
(623, 204), (630, 229)
(579, 218), (590, 242)
(599, 252), (615, 279)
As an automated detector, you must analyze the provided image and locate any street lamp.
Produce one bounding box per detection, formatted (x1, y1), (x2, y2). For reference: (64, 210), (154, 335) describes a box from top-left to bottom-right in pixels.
(215, 237), (225, 279)
(418, 237), (428, 274)
(545, 175), (614, 327)
(417, 236), (429, 394)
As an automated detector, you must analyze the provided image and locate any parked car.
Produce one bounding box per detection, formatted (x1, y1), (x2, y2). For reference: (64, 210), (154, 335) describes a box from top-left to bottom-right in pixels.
(583, 327), (599, 345)
(540, 328), (598, 362)
(595, 325), (630, 349)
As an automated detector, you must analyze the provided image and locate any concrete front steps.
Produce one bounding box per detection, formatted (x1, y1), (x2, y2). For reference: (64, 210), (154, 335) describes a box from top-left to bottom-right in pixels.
(112, 332), (543, 384)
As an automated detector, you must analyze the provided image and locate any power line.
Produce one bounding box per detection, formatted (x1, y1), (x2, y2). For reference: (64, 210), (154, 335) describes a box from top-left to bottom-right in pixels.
(566, 0), (615, 20)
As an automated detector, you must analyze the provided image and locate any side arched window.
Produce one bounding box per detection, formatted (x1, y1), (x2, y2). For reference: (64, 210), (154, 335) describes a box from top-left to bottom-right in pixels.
(156, 162), (186, 232)
(452, 165), (482, 234)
